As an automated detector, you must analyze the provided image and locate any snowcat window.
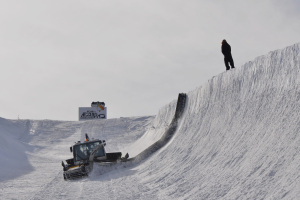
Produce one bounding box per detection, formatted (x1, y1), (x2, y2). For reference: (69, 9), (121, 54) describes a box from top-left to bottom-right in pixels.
(74, 141), (105, 162)
(94, 144), (105, 157)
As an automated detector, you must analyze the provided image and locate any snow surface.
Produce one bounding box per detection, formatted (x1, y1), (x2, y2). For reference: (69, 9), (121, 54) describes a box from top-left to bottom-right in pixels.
(0, 43), (300, 199)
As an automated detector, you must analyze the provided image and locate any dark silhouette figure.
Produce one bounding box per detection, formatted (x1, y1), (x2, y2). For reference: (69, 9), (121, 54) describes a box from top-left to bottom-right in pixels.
(221, 39), (235, 70)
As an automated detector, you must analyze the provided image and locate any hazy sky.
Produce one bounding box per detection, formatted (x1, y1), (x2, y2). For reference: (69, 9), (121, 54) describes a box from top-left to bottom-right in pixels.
(0, 0), (299, 121)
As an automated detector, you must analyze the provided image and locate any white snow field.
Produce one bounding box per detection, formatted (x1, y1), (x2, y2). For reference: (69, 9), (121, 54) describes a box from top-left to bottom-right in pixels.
(1, 43), (300, 200)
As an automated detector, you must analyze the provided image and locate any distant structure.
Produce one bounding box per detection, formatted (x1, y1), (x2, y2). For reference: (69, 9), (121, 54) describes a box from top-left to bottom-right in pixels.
(78, 102), (107, 121)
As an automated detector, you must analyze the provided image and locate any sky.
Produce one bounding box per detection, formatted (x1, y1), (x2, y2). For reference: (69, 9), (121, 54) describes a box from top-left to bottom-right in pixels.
(0, 0), (300, 121)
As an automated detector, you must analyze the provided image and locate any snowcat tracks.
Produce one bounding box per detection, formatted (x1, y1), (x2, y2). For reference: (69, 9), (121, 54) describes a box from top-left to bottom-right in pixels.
(132, 93), (187, 163)
(63, 167), (88, 180)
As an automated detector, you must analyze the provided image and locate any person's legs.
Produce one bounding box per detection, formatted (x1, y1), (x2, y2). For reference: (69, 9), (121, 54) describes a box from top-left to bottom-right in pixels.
(224, 57), (230, 70)
(229, 58), (235, 69)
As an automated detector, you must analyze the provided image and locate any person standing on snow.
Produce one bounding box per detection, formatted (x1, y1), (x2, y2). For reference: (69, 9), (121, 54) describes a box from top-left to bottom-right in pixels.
(221, 39), (235, 71)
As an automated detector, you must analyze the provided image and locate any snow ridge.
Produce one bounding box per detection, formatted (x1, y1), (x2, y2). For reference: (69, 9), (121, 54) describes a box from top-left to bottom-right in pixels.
(135, 43), (300, 199)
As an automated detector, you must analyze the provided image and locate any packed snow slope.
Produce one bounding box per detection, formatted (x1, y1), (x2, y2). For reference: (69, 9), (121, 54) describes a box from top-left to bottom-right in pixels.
(0, 43), (300, 200)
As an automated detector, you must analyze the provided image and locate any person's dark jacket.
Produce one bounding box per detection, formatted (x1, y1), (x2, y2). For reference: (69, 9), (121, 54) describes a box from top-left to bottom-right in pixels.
(221, 42), (232, 59)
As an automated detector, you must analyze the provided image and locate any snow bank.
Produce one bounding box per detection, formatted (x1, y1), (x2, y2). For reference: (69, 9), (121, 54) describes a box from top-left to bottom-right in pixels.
(134, 43), (300, 199)
(0, 118), (33, 181)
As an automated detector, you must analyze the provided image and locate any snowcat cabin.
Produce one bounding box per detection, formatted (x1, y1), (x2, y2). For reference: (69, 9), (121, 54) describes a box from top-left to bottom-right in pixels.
(72, 140), (106, 163)
(61, 133), (124, 180)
